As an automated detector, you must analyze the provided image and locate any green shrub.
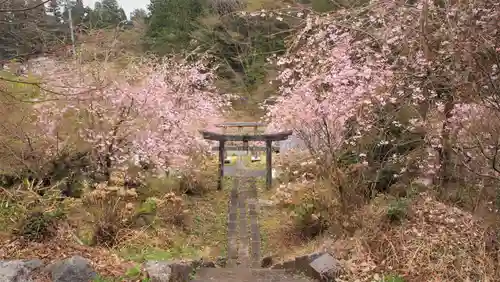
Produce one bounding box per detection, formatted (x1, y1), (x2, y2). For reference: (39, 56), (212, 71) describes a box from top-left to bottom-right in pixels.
(291, 198), (328, 239)
(0, 198), (23, 232)
(386, 198), (408, 223)
(132, 197), (159, 228)
(15, 209), (66, 242)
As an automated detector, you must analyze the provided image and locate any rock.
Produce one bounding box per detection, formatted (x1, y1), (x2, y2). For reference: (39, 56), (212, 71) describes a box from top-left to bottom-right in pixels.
(191, 258), (216, 269)
(258, 199), (275, 207)
(269, 252), (341, 281)
(0, 259), (43, 282)
(414, 177), (433, 187)
(295, 253), (321, 278)
(144, 261), (193, 282)
(309, 253), (341, 281)
(215, 257), (227, 268)
(199, 260), (216, 268)
(169, 262), (192, 281)
(261, 256), (273, 268)
(144, 261), (171, 282)
(46, 256), (96, 282)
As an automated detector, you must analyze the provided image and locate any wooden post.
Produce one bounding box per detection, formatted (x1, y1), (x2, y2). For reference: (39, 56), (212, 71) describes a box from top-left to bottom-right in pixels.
(238, 126), (248, 153)
(252, 126), (258, 159)
(218, 140), (225, 190)
(223, 126), (227, 160)
(266, 140), (272, 190)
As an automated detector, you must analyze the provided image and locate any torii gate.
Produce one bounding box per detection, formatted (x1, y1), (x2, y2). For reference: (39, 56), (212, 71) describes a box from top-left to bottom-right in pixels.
(201, 122), (292, 190)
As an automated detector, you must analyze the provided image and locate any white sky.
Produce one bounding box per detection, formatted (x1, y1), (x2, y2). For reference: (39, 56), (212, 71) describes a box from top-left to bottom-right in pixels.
(82, 0), (149, 18)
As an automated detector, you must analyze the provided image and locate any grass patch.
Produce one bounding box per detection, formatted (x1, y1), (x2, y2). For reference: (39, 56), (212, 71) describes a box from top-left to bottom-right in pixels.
(116, 176), (235, 261)
(93, 264), (150, 282)
(0, 198), (22, 233)
(118, 245), (199, 262)
(185, 183), (231, 258)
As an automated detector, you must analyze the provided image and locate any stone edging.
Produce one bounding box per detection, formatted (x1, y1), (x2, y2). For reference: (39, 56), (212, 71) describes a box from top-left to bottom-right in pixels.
(0, 252), (340, 282)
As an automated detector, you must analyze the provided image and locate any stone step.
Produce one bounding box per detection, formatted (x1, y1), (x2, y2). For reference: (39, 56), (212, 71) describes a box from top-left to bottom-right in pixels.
(191, 268), (316, 282)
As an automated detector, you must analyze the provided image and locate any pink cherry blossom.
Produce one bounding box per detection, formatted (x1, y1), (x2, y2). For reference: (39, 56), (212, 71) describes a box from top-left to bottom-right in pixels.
(31, 57), (227, 174)
(265, 0), (500, 183)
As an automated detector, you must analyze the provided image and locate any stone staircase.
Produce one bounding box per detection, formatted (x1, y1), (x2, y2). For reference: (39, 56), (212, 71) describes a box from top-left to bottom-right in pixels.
(190, 158), (316, 281)
(226, 175), (261, 268)
(191, 268), (315, 282)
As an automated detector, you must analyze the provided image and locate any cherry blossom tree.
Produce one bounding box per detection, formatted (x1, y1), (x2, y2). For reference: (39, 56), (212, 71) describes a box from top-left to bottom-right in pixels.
(265, 29), (393, 160)
(265, 0), (499, 186)
(31, 57), (228, 178)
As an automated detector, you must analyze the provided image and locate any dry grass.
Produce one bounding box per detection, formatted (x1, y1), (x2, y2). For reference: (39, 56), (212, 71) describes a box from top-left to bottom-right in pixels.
(298, 192), (500, 282)
(262, 149), (500, 281)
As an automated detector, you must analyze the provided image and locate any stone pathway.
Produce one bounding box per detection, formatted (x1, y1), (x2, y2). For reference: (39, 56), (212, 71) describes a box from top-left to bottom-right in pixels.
(226, 177), (239, 267)
(192, 268), (314, 282)
(247, 179), (261, 268)
(226, 157), (262, 268)
(192, 155), (316, 281)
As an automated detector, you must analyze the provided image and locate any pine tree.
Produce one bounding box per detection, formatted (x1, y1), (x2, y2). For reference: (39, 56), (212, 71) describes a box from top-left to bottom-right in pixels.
(48, 0), (63, 23)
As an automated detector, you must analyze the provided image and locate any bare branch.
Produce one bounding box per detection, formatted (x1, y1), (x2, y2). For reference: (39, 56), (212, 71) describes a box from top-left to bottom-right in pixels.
(0, 0), (51, 12)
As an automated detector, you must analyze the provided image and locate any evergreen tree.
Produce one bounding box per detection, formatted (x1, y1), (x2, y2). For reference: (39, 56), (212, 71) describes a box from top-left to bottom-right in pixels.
(146, 0), (204, 54)
(48, 0), (63, 23)
(86, 0), (127, 28)
(0, 0), (69, 61)
(130, 8), (147, 22)
(62, 0), (87, 26)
